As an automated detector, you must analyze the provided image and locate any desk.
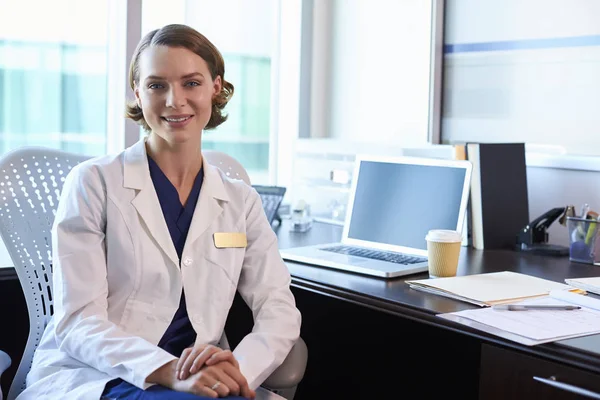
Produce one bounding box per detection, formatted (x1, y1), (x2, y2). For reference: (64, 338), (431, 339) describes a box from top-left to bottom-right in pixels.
(4, 221), (600, 399)
(269, 220), (600, 399)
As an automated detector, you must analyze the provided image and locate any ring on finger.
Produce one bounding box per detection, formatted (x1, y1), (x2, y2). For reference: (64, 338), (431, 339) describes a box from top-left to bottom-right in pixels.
(211, 381), (221, 391)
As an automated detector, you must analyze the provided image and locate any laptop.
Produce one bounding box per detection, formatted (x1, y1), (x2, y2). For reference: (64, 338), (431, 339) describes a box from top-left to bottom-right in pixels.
(280, 154), (472, 278)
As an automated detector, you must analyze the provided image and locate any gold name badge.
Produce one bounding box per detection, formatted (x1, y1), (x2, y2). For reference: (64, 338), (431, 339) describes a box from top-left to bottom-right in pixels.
(213, 232), (247, 248)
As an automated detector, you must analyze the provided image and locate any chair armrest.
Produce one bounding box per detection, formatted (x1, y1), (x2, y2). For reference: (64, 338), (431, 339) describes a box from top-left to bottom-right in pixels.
(0, 350), (10, 377)
(262, 337), (308, 389)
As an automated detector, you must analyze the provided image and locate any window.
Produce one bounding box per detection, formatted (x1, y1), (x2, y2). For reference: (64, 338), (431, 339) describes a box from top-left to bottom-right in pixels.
(0, 0), (109, 156)
(142, 0), (279, 184)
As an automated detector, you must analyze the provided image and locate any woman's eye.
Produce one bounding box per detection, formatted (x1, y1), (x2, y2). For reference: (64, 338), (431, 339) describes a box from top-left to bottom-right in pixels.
(185, 81), (201, 87)
(148, 83), (163, 90)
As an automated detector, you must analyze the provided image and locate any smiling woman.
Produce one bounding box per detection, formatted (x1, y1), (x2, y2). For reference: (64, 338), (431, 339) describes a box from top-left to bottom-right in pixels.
(16, 23), (302, 400)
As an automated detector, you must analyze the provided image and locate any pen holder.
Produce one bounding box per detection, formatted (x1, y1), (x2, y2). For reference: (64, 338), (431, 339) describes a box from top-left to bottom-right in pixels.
(567, 217), (600, 264)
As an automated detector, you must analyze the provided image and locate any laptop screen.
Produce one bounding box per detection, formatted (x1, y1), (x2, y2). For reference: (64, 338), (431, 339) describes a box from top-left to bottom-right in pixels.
(346, 159), (468, 251)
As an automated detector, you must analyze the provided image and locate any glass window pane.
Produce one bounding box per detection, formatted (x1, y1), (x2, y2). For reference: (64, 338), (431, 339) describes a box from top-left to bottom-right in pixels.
(0, 0), (108, 156)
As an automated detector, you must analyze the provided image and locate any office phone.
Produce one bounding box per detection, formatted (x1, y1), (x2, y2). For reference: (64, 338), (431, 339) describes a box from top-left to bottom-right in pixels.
(253, 185), (286, 226)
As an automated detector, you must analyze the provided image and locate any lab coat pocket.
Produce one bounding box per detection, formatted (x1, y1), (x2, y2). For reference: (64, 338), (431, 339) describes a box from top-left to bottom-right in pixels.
(201, 254), (240, 308)
(202, 242), (244, 287)
(120, 298), (175, 344)
(197, 231), (245, 308)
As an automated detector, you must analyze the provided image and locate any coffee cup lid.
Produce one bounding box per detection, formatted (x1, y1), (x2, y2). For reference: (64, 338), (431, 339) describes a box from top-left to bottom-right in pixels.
(425, 229), (462, 243)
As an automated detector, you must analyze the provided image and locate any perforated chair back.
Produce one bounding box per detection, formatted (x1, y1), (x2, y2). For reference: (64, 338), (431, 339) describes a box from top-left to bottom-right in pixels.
(203, 150), (251, 185)
(0, 147), (90, 400)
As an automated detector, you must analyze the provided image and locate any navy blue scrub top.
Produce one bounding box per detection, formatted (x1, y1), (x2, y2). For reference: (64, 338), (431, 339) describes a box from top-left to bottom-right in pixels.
(149, 155), (203, 357)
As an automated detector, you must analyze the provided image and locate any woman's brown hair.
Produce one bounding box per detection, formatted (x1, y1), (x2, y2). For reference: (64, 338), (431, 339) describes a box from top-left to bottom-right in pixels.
(125, 24), (234, 131)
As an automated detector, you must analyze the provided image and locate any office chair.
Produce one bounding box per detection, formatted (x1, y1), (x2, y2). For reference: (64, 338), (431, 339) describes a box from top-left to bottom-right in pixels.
(0, 146), (306, 400)
(203, 149), (252, 185)
(0, 147), (90, 400)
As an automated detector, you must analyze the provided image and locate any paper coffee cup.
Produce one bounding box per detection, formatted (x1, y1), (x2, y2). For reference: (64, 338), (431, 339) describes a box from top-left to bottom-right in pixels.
(425, 230), (462, 278)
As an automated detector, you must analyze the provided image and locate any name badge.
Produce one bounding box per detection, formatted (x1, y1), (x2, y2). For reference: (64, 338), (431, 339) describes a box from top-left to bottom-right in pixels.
(213, 232), (247, 248)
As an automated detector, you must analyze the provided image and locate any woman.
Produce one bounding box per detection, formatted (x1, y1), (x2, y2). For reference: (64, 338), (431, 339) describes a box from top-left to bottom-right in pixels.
(17, 24), (301, 399)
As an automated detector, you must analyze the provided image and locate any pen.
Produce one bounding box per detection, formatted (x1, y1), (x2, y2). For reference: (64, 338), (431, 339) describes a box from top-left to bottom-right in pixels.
(580, 203), (590, 219)
(492, 304), (581, 311)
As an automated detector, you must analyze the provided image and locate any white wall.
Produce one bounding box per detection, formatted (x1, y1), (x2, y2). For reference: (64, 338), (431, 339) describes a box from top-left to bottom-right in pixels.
(317, 0), (433, 145)
(528, 166), (600, 247)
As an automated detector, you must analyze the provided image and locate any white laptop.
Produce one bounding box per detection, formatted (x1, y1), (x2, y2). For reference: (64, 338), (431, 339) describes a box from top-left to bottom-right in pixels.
(280, 154), (472, 278)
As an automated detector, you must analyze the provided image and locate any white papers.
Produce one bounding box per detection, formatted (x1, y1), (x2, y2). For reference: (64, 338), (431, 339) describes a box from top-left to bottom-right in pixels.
(438, 291), (600, 345)
(566, 277), (600, 296)
(407, 271), (574, 307)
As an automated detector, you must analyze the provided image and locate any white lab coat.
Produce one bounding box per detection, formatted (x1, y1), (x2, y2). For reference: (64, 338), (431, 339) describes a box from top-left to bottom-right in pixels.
(17, 139), (301, 399)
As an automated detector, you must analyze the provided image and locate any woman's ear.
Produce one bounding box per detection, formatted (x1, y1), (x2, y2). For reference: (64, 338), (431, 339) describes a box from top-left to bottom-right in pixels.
(134, 85), (142, 108)
(212, 76), (222, 97)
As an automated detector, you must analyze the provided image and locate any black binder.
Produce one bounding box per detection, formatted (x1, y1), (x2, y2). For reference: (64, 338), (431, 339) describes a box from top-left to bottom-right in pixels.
(466, 143), (529, 250)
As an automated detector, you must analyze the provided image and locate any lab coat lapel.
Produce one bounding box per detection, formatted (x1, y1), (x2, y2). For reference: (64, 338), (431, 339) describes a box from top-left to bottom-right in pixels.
(124, 140), (180, 268)
(185, 159), (228, 251)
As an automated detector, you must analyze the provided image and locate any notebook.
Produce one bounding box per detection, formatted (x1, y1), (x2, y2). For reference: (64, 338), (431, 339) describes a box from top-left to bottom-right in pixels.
(407, 271), (582, 307)
(279, 154), (473, 278)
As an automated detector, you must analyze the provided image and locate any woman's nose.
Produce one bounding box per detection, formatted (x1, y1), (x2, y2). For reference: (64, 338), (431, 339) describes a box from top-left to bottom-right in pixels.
(166, 86), (185, 108)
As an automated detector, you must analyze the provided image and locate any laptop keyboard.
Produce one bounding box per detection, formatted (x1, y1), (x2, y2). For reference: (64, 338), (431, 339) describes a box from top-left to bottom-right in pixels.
(321, 245), (426, 265)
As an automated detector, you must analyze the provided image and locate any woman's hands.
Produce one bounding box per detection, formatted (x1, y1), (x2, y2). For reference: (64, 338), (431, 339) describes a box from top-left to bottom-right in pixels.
(176, 344), (234, 380)
(173, 343), (255, 398)
(172, 360), (255, 398)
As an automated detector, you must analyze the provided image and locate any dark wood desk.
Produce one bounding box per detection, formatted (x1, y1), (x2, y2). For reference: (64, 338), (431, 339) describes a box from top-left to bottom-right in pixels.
(270, 220), (600, 399)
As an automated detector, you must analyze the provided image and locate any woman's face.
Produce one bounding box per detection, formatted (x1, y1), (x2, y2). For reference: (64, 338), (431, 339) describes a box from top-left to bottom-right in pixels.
(135, 45), (222, 145)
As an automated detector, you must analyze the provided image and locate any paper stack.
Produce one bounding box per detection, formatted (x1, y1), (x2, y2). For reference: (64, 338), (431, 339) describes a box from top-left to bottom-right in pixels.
(438, 290), (600, 346)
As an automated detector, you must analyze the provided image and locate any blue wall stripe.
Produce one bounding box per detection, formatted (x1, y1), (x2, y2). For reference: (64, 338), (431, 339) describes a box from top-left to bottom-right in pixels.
(444, 35), (600, 54)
